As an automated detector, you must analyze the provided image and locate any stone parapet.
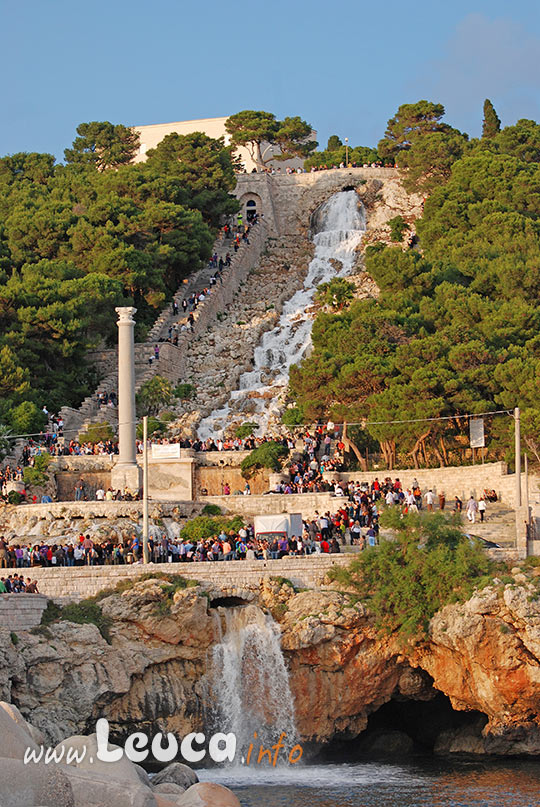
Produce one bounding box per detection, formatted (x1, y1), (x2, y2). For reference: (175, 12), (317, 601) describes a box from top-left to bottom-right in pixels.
(0, 594), (48, 631)
(205, 492), (337, 519)
(18, 555), (352, 600)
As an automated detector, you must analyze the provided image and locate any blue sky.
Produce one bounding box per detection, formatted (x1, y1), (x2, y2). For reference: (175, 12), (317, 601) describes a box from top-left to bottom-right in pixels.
(2, 0), (540, 160)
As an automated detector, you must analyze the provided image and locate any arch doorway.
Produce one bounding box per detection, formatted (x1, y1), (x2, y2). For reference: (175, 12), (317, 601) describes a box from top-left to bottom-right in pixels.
(246, 199), (257, 222)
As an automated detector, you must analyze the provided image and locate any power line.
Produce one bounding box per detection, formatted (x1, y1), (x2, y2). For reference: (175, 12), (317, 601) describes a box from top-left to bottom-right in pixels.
(1, 408), (515, 444)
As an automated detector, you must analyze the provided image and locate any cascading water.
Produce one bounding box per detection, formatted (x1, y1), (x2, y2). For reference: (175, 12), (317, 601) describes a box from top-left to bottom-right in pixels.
(198, 190), (366, 437)
(209, 604), (298, 761)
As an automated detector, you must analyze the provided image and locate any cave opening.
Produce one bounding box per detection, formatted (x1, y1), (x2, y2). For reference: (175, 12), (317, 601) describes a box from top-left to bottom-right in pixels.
(342, 185), (355, 191)
(209, 596), (251, 608)
(317, 693), (489, 761)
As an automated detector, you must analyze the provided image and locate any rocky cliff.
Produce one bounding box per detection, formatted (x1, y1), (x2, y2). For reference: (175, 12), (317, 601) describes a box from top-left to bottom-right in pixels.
(1, 570), (539, 756)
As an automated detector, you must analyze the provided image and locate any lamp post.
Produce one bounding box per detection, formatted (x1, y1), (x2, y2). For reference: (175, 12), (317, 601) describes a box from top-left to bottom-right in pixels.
(345, 137), (349, 168)
(142, 415), (149, 563)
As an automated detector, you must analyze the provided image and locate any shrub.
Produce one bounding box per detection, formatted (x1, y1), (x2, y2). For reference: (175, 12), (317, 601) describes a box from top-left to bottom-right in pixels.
(315, 278), (355, 310)
(90, 572), (198, 603)
(174, 383), (196, 400)
(8, 401), (47, 435)
(136, 416), (166, 438)
(202, 503), (222, 516)
(234, 422), (259, 440)
(240, 441), (289, 478)
(180, 515), (244, 542)
(40, 598), (112, 642)
(282, 406), (304, 426)
(7, 490), (23, 505)
(159, 411), (177, 423)
(78, 421), (115, 443)
(388, 215), (410, 242)
(23, 453), (51, 487)
(328, 511), (497, 641)
(10, 632), (19, 646)
(137, 376), (174, 416)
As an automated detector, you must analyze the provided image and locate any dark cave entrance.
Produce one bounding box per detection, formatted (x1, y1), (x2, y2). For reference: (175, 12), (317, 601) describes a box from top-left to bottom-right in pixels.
(209, 596), (251, 608)
(317, 692), (488, 761)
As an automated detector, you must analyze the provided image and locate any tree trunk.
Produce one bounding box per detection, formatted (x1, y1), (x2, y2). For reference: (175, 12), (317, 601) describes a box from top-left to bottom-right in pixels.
(439, 436), (449, 466)
(408, 431), (431, 470)
(342, 420), (368, 471)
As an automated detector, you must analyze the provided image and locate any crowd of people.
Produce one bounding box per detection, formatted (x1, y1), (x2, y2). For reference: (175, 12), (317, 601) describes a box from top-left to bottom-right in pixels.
(0, 499), (379, 580)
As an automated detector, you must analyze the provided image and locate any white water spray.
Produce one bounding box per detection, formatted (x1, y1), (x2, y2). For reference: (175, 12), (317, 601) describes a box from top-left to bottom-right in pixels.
(198, 190), (366, 437)
(209, 605), (298, 760)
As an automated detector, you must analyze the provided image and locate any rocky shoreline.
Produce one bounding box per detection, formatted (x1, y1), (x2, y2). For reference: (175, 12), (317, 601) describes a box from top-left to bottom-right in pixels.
(2, 567), (540, 762)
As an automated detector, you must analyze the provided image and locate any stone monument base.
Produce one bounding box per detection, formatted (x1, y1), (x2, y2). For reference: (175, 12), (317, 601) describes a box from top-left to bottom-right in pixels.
(111, 463), (142, 495)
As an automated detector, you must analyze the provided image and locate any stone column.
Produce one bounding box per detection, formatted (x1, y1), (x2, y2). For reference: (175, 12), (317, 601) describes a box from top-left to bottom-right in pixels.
(111, 306), (142, 493)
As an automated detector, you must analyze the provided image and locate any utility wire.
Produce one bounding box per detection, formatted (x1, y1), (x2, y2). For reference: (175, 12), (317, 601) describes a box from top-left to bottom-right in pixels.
(2, 408), (515, 442)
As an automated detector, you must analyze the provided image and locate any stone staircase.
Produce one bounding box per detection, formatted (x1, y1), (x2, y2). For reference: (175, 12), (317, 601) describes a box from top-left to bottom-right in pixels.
(59, 226), (265, 439)
(460, 501), (517, 548)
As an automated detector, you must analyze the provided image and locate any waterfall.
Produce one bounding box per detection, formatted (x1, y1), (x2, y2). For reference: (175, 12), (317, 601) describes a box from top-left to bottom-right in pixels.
(198, 190), (366, 437)
(209, 604), (298, 761)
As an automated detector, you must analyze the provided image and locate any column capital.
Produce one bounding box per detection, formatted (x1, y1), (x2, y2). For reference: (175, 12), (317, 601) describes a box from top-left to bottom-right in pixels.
(115, 306), (137, 325)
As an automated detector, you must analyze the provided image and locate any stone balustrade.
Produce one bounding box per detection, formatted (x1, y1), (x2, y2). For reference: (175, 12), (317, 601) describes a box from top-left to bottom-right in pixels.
(0, 594), (48, 631)
(19, 555), (352, 601)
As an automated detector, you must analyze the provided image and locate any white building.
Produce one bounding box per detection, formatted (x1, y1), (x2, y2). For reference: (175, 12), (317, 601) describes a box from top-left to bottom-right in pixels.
(132, 115), (315, 172)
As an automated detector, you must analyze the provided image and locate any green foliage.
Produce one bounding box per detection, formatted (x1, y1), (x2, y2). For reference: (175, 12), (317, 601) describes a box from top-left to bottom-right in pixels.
(282, 406), (305, 426)
(7, 491), (23, 505)
(23, 453), (51, 487)
(59, 601), (113, 642)
(290, 110), (540, 466)
(234, 421), (259, 440)
(377, 100), (468, 192)
(315, 278), (355, 310)
(64, 121), (140, 170)
(174, 382), (196, 400)
(159, 410), (177, 423)
(327, 135), (343, 150)
(0, 118), (235, 417)
(136, 416), (166, 438)
(201, 503), (222, 516)
(0, 424), (12, 461)
(8, 401), (47, 435)
(328, 512), (495, 640)
(226, 111), (316, 168)
(136, 375), (173, 416)
(40, 600), (62, 626)
(482, 100), (501, 139)
(10, 632), (19, 646)
(42, 597), (112, 642)
(240, 441), (289, 478)
(180, 515), (244, 542)
(78, 421), (115, 443)
(305, 142), (379, 170)
(388, 216), (410, 242)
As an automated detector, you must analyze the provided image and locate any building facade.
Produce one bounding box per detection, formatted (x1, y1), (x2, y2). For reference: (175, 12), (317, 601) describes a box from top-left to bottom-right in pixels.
(132, 115), (315, 172)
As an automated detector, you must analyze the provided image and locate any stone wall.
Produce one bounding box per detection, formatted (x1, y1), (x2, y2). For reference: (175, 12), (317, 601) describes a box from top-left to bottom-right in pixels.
(325, 461), (539, 510)
(205, 491), (337, 519)
(18, 555), (351, 601)
(0, 594), (48, 631)
(234, 167), (422, 239)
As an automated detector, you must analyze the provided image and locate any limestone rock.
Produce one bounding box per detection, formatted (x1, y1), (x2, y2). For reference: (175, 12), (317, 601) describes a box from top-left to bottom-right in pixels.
(54, 732), (144, 787)
(176, 782), (241, 807)
(153, 782), (187, 795)
(151, 762), (198, 790)
(0, 701), (39, 759)
(0, 757), (74, 807)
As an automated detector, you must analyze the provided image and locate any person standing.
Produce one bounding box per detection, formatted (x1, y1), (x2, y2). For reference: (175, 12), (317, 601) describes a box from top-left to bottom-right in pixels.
(438, 491), (446, 511)
(424, 489), (435, 512)
(466, 496), (479, 524)
(478, 496), (487, 522)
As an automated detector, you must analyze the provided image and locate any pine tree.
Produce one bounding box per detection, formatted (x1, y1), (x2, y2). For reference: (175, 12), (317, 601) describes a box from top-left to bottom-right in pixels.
(482, 99), (501, 139)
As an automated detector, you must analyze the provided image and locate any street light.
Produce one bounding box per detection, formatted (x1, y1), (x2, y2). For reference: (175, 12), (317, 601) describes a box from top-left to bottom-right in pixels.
(345, 137), (349, 168)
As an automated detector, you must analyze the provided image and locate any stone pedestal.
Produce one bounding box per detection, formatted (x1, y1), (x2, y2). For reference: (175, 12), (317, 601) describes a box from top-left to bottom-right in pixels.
(111, 306), (142, 493)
